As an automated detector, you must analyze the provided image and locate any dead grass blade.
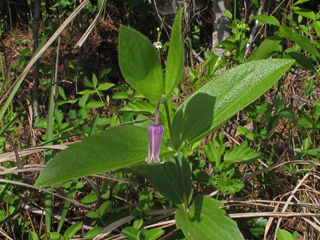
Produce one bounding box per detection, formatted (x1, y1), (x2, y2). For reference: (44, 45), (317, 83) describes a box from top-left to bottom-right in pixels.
(240, 160), (320, 181)
(0, 141), (79, 163)
(75, 0), (107, 48)
(93, 216), (135, 240)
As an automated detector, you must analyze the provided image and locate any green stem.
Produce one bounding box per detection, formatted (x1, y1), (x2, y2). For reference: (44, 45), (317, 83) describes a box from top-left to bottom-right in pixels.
(174, 155), (188, 211)
(164, 100), (175, 151)
(164, 100), (188, 210)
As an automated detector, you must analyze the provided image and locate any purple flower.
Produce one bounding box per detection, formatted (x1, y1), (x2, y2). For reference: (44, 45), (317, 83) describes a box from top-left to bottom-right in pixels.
(145, 124), (164, 163)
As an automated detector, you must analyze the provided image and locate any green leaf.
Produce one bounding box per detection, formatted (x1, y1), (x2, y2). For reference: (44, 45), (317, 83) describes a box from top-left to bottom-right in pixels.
(144, 152), (192, 209)
(79, 91), (90, 108)
(209, 170), (245, 194)
(58, 86), (67, 101)
(203, 138), (225, 166)
(92, 73), (98, 88)
(250, 35), (282, 60)
(86, 101), (105, 109)
(55, 109), (64, 124)
(164, 9), (184, 98)
(86, 211), (100, 218)
(175, 195), (244, 240)
(293, 0), (311, 5)
(314, 21), (320, 38)
(277, 229), (293, 240)
(273, 98), (284, 113)
(81, 192), (98, 205)
(280, 25), (320, 58)
(112, 92), (130, 99)
(171, 59), (294, 150)
(250, 0), (259, 9)
(121, 227), (140, 240)
(279, 108), (296, 122)
(118, 101), (156, 114)
(283, 49), (317, 73)
(250, 14), (280, 26)
(34, 118), (47, 128)
(83, 76), (94, 88)
(119, 25), (164, 102)
(34, 125), (152, 187)
(85, 227), (103, 239)
(45, 232), (63, 240)
(78, 107), (90, 119)
(192, 169), (209, 182)
(98, 82), (115, 91)
(224, 10), (233, 19)
(98, 201), (112, 216)
(224, 141), (263, 164)
(145, 228), (164, 240)
(298, 110), (313, 128)
(303, 138), (311, 150)
(28, 231), (39, 240)
(64, 222), (81, 239)
(292, 6), (315, 20)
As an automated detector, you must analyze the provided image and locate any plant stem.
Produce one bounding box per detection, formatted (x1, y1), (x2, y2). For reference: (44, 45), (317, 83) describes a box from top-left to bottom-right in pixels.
(174, 155), (189, 211)
(155, 99), (161, 125)
(164, 100), (175, 151)
(164, 100), (188, 210)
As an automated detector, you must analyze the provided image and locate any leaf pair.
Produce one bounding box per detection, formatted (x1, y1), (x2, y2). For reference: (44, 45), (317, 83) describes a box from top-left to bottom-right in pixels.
(119, 10), (184, 102)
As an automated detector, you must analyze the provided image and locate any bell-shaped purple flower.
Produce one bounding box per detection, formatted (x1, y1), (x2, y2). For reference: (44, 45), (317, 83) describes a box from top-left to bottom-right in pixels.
(145, 124), (164, 163)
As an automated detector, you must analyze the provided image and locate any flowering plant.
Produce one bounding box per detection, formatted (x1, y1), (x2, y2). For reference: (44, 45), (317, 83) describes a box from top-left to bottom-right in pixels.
(35, 9), (294, 239)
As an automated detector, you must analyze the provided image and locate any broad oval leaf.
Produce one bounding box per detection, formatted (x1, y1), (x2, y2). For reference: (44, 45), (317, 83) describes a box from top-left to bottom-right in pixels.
(119, 25), (164, 102)
(171, 59), (294, 150)
(175, 195), (244, 240)
(34, 125), (149, 187)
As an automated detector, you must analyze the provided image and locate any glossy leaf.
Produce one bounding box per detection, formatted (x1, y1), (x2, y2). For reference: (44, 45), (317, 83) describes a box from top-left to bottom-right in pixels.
(164, 9), (184, 97)
(171, 59), (295, 150)
(280, 25), (320, 58)
(175, 195), (244, 240)
(34, 125), (150, 187)
(250, 14), (280, 26)
(119, 25), (163, 102)
(144, 152), (192, 209)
